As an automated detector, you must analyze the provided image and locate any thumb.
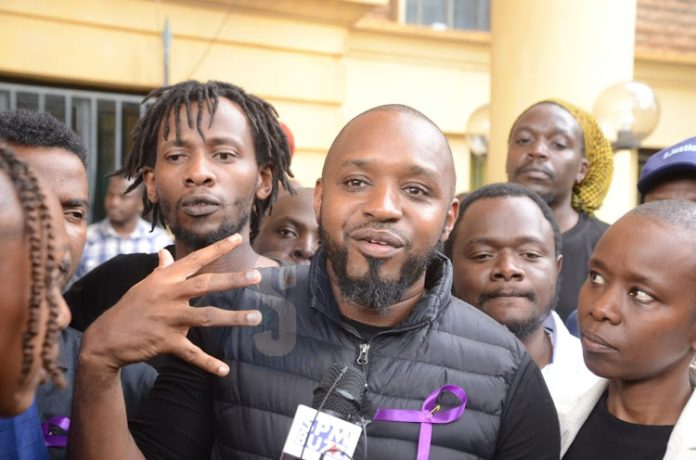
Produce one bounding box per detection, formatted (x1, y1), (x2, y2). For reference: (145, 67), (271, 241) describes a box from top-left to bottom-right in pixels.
(157, 248), (175, 269)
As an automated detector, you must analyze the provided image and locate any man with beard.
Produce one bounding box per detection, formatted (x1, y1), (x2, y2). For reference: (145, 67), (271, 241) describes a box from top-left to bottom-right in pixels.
(69, 104), (559, 460)
(506, 99), (613, 322)
(66, 80), (293, 331)
(445, 183), (597, 403)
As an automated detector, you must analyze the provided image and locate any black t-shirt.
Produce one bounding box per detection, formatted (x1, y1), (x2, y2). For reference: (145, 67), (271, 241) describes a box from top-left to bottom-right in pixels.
(563, 391), (673, 460)
(557, 213), (608, 321)
(64, 247), (172, 331)
(130, 334), (559, 459)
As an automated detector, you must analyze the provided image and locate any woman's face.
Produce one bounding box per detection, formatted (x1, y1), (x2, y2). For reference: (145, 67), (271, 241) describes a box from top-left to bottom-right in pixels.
(0, 174), (71, 416)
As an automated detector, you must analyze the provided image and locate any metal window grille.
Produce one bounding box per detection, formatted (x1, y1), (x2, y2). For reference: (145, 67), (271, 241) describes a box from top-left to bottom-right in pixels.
(406, 0), (490, 31)
(0, 81), (145, 222)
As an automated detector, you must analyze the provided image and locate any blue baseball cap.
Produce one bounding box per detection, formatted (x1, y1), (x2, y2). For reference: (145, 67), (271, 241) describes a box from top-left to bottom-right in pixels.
(638, 136), (696, 194)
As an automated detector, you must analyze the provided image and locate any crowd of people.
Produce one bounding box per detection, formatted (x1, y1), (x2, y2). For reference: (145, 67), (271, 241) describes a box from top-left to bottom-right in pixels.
(1, 79), (695, 459)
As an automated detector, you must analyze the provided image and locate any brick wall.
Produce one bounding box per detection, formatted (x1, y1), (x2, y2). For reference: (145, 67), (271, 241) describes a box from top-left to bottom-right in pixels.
(636, 0), (696, 55)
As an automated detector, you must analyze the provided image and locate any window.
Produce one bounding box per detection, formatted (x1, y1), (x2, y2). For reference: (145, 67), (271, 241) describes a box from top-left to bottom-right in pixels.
(406, 0), (490, 31)
(0, 82), (145, 222)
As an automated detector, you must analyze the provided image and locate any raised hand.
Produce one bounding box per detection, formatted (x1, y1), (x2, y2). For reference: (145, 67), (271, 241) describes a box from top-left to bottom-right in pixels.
(80, 234), (262, 376)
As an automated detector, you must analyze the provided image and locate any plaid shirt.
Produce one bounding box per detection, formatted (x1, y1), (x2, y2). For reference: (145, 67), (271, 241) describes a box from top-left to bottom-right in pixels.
(74, 218), (172, 279)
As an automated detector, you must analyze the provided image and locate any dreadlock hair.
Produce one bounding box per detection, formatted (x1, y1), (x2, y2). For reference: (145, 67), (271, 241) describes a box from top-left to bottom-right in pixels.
(122, 80), (294, 241)
(0, 144), (65, 389)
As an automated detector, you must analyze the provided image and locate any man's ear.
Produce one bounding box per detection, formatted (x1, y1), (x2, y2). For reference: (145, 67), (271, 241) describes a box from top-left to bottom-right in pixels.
(440, 198), (460, 242)
(313, 178), (323, 221)
(143, 167), (158, 204)
(556, 254), (564, 275)
(575, 157), (589, 184)
(256, 163), (273, 200)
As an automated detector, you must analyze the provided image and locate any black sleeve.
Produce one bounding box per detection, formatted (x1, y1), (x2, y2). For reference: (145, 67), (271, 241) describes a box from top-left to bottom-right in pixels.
(128, 329), (214, 460)
(121, 362), (158, 420)
(493, 356), (560, 460)
(65, 253), (160, 331)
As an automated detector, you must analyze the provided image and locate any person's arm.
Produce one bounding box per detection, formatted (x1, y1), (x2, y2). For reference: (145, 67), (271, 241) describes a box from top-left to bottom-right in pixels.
(493, 355), (561, 460)
(68, 235), (263, 460)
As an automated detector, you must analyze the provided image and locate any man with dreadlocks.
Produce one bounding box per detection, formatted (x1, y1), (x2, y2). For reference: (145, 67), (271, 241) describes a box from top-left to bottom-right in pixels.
(506, 99), (613, 322)
(65, 80), (293, 331)
(0, 145), (72, 458)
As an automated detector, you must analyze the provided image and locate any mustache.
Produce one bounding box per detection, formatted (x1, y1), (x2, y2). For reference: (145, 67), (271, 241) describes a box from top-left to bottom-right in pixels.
(344, 222), (410, 248)
(477, 289), (536, 306)
(517, 163), (554, 178)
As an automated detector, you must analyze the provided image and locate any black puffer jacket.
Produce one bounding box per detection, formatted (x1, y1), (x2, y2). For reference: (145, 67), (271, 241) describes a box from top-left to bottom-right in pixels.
(132, 251), (550, 459)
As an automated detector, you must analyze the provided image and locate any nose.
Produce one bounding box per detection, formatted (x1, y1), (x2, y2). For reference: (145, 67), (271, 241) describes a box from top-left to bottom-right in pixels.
(291, 233), (319, 263)
(491, 252), (524, 281)
(54, 294), (72, 330)
(185, 153), (216, 187)
(582, 283), (621, 326)
(362, 183), (402, 222)
(527, 138), (550, 160)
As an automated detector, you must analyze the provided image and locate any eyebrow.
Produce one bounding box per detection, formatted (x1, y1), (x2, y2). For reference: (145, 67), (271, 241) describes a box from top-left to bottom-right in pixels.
(465, 236), (549, 248)
(589, 257), (652, 283)
(162, 136), (241, 148)
(63, 199), (89, 209)
(340, 159), (440, 181)
(513, 125), (574, 138)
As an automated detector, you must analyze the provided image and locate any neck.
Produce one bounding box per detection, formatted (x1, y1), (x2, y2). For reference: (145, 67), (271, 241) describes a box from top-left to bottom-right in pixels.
(111, 217), (139, 236)
(327, 262), (426, 328)
(521, 325), (553, 369)
(606, 360), (694, 425)
(550, 198), (580, 233)
(174, 234), (274, 273)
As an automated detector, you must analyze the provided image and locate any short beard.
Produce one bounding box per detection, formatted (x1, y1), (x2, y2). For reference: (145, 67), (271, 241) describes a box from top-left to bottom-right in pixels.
(164, 201), (251, 251)
(320, 224), (438, 313)
(478, 281), (559, 342)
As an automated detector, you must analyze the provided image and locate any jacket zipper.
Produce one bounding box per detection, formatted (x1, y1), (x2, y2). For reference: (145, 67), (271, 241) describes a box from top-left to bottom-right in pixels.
(352, 321), (429, 378)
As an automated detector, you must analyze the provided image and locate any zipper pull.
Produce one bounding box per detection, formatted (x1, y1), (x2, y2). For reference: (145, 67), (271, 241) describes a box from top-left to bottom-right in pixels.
(357, 343), (370, 366)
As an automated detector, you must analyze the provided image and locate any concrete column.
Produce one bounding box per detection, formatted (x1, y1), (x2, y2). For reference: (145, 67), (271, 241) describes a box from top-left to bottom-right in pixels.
(487, 0), (637, 220)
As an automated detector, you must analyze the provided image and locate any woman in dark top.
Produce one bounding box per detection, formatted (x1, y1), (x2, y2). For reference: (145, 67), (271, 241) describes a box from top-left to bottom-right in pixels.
(558, 201), (696, 460)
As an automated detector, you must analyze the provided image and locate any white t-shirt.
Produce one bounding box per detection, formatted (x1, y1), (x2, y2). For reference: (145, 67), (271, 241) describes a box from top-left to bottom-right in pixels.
(541, 311), (599, 405)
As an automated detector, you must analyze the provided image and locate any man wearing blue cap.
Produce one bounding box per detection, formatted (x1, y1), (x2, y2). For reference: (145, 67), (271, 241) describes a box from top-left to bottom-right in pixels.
(639, 136), (696, 203)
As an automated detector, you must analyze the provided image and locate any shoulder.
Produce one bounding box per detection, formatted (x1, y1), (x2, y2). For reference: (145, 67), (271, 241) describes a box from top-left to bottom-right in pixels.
(557, 379), (608, 455)
(437, 297), (529, 373)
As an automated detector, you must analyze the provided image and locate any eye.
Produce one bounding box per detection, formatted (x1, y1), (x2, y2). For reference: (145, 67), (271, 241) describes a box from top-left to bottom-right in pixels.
(515, 135), (532, 146)
(278, 227), (298, 239)
(215, 151), (237, 161)
(469, 252), (493, 262)
(65, 209), (86, 224)
(521, 251), (542, 261)
(553, 141), (568, 149)
(343, 178), (369, 190)
(403, 185), (429, 198)
(629, 288), (655, 304)
(165, 153), (186, 163)
(588, 270), (606, 286)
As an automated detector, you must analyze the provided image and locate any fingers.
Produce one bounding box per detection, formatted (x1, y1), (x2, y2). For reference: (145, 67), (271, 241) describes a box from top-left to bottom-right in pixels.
(179, 307), (262, 329)
(157, 247), (175, 269)
(171, 336), (233, 376)
(177, 269), (262, 298)
(168, 234), (243, 278)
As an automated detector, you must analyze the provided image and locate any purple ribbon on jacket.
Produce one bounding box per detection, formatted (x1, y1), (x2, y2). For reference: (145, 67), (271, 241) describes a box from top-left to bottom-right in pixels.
(373, 385), (467, 460)
(41, 416), (70, 448)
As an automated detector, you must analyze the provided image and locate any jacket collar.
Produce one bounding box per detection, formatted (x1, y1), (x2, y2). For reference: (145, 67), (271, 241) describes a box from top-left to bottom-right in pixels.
(307, 249), (453, 328)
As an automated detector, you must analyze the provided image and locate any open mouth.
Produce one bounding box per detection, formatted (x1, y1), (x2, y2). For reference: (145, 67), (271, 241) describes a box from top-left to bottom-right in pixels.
(350, 228), (405, 258)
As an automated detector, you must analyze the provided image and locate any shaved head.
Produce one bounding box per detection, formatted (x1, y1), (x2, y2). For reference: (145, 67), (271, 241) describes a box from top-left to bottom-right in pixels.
(324, 104), (456, 198)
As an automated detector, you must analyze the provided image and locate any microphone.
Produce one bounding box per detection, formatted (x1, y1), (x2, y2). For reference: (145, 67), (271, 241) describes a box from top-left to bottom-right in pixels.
(280, 363), (367, 460)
